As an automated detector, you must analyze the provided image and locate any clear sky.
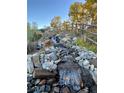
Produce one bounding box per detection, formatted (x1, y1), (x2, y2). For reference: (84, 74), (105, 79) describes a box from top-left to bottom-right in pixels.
(28, 0), (85, 28)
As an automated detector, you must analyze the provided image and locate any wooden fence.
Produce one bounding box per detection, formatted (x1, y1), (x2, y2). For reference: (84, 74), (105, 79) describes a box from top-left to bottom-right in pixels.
(83, 24), (97, 45)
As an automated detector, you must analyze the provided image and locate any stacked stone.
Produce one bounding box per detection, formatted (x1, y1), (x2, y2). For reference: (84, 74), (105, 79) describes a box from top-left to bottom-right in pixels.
(27, 35), (97, 93)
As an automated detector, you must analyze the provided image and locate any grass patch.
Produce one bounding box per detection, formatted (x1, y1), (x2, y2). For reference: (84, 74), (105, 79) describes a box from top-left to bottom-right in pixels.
(75, 38), (97, 53)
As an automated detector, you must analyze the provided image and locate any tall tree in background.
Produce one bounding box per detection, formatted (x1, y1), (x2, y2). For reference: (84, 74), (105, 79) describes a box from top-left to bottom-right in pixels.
(27, 22), (34, 42)
(62, 21), (71, 31)
(27, 22), (31, 32)
(84, 0), (97, 25)
(27, 22), (42, 42)
(50, 16), (61, 32)
(69, 2), (83, 33)
(32, 22), (38, 32)
(69, 0), (97, 33)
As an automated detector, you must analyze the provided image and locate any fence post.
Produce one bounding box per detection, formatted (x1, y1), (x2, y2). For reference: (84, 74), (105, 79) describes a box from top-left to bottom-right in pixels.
(83, 33), (86, 42)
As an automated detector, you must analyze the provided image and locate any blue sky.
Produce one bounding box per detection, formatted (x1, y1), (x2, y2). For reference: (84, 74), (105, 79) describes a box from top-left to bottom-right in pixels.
(28, 0), (85, 28)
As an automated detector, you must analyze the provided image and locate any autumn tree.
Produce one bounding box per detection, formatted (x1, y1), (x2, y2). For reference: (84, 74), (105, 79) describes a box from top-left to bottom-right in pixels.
(50, 16), (61, 32)
(84, 0), (97, 25)
(62, 21), (71, 31)
(69, 2), (84, 33)
(69, 0), (97, 33)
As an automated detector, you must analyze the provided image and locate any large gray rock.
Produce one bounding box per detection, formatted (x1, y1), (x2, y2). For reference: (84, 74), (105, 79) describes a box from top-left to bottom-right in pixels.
(58, 61), (82, 91)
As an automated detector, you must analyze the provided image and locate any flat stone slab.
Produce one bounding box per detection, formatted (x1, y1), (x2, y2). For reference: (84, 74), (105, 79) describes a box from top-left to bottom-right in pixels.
(33, 68), (56, 78)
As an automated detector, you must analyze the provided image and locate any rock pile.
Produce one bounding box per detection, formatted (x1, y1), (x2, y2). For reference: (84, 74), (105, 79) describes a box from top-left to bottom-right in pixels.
(27, 35), (97, 93)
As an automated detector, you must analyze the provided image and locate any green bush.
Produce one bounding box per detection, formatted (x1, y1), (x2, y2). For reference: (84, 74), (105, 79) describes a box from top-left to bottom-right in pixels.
(31, 32), (42, 42)
(75, 38), (97, 53)
(27, 30), (42, 42)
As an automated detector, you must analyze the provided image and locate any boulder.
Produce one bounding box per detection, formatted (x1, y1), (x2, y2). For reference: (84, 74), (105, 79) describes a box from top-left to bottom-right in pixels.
(58, 61), (82, 91)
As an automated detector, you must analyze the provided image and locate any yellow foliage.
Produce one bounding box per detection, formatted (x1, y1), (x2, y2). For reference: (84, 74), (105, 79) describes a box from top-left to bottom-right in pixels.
(69, 0), (97, 25)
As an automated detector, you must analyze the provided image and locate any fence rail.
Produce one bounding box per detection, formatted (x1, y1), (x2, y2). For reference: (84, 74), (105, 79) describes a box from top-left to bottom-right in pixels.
(87, 31), (97, 35)
(84, 25), (97, 45)
(86, 37), (97, 45)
